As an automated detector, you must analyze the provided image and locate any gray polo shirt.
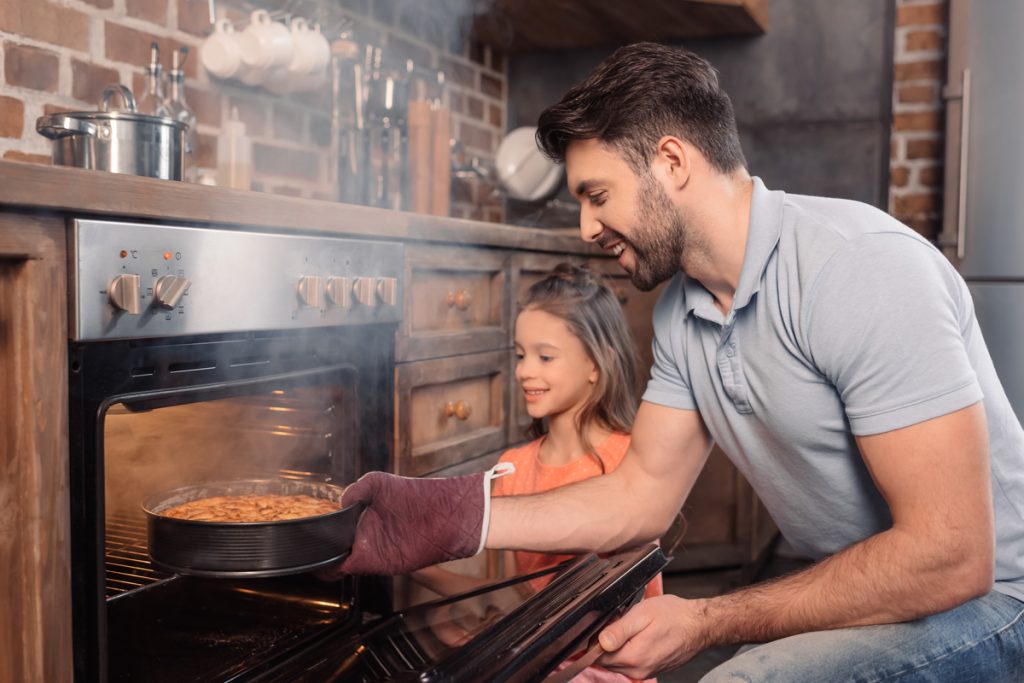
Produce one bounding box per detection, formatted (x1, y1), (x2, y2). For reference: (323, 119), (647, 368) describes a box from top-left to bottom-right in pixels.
(643, 177), (1024, 601)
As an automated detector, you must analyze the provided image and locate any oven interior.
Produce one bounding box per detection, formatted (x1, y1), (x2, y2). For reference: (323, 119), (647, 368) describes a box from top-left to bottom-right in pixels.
(69, 326), (395, 682)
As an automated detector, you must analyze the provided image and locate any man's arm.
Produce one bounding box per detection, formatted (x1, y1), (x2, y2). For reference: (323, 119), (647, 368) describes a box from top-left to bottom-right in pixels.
(486, 401), (713, 553)
(598, 402), (995, 678)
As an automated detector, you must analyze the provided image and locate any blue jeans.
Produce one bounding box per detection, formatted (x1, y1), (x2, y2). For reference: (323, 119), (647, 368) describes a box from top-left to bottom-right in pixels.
(700, 590), (1024, 682)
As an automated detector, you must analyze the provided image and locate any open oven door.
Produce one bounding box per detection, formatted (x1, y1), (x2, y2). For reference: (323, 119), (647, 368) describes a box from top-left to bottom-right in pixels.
(253, 543), (669, 683)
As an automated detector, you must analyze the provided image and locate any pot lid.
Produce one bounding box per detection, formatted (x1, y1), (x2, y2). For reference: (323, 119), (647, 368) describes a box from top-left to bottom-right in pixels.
(37, 109), (185, 128)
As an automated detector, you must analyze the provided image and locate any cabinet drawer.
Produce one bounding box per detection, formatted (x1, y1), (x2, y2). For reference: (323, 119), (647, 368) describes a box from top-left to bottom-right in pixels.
(398, 245), (509, 362)
(395, 350), (508, 476)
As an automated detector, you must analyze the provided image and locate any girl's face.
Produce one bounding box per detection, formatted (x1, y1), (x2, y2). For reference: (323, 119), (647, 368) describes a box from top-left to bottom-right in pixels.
(514, 308), (599, 421)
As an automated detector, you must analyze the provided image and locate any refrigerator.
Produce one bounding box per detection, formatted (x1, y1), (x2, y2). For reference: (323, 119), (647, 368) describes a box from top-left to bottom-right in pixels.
(942, 0), (1024, 420)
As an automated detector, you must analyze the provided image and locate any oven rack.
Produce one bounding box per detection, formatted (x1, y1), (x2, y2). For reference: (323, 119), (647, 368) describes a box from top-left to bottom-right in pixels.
(105, 514), (175, 599)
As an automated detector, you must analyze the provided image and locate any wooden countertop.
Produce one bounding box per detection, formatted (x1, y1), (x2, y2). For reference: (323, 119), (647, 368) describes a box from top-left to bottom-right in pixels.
(0, 160), (592, 254)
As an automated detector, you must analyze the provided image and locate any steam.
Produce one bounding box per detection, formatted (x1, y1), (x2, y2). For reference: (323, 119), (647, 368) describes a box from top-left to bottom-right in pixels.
(103, 384), (352, 523)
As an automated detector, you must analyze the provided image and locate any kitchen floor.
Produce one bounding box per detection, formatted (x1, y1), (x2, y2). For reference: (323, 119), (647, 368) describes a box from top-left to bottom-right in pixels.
(656, 542), (813, 682)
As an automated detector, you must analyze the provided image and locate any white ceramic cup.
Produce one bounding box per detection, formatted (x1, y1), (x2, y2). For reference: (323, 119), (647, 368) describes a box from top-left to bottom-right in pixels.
(286, 18), (314, 75)
(307, 24), (331, 73)
(239, 10), (292, 73)
(200, 19), (243, 79)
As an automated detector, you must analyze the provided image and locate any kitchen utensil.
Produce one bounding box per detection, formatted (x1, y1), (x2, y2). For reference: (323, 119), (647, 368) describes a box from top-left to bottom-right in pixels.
(496, 125), (564, 202)
(407, 98), (433, 213)
(430, 103), (451, 215)
(143, 478), (364, 577)
(36, 84), (187, 180)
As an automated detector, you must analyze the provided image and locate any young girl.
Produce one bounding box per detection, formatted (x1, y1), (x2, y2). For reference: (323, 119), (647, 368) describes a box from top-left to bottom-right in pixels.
(412, 264), (665, 682)
(496, 263), (662, 682)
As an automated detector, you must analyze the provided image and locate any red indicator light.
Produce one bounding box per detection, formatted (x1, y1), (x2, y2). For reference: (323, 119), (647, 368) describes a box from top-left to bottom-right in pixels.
(119, 250), (128, 258)
(163, 251), (173, 260)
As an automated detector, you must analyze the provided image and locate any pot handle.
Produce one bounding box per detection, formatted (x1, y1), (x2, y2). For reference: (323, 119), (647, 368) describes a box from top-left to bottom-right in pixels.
(101, 84), (137, 113)
(36, 115), (98, 139)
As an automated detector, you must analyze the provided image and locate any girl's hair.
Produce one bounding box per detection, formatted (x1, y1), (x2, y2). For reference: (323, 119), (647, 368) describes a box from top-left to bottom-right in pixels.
(520, 263), (643, 470)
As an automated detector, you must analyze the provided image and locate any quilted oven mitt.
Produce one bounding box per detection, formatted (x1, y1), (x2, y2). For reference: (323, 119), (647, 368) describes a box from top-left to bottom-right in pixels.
(327, 464), (514, 576)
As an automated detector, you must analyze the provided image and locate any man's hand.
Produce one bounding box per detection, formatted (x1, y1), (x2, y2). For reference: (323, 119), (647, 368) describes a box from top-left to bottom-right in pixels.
(318, 470), (488, 577)
(596, 595), (710, 679)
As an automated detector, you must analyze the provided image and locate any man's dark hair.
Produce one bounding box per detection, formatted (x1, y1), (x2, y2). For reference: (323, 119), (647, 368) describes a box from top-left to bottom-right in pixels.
(536, 42), (746, 174)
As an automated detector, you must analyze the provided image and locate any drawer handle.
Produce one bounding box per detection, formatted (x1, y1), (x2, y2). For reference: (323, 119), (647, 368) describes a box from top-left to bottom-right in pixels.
(446, 290), (472, 311)
(444, 400), (472, 421)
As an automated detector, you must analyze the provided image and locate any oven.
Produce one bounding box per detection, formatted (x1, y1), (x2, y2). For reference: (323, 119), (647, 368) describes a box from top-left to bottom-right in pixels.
(67, 218), (667, 682)
(68, 219), (400, 681)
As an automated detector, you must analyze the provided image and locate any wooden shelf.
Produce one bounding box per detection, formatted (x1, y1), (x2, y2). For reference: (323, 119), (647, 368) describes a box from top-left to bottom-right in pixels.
(471, 0), (768, 52)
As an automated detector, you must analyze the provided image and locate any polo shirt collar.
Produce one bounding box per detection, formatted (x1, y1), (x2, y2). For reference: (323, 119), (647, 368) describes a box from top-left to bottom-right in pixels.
(682, 176), (784, 320)
(732, 176), (784, 311)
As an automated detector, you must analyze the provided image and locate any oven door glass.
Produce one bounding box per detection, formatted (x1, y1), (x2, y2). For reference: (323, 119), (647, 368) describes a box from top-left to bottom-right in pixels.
(253, 543), (669, 683)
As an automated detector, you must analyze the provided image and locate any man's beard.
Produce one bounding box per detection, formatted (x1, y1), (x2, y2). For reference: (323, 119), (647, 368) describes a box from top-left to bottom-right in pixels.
(624, 173), (691, 291)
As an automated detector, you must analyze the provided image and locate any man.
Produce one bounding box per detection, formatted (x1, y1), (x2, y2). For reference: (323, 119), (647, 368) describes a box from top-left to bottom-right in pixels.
(334, 43), (1024, 680)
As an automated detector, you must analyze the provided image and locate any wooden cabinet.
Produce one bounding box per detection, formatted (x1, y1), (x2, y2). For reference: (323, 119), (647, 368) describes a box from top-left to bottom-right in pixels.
(394, 245), (514, 477)
(471, 0), (768, 52)
(397, 245), (509, 363)
(668, 446), (777, 571)
(394, 350), (508, 476)
(0, 213), (72, 683)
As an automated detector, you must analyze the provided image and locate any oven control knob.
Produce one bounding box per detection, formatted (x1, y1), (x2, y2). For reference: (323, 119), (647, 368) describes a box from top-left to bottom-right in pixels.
(153, 275), (191, 309)
(376, 277), (398, 306)
(353, 277), (376, 307)
(297, 276), (323, 308)
(109, 273), (142, 314)
(326, 277), (353, 308)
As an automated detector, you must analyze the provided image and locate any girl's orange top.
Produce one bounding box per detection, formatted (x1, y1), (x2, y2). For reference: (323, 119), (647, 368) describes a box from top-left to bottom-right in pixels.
(491, 431), (662, 683)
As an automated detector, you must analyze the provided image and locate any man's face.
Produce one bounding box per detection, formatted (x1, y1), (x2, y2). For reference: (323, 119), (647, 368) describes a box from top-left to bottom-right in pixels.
(565, 139), (689, 291)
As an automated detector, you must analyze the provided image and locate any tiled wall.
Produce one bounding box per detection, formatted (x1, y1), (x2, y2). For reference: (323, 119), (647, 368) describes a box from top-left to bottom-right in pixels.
(889, 0), (947, 240)
(0, 0), (507, 222)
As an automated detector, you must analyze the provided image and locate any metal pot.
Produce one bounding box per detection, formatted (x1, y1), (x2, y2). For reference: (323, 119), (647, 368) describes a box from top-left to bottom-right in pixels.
(143, 478), (364, 578)
(36, 84), (187, 180)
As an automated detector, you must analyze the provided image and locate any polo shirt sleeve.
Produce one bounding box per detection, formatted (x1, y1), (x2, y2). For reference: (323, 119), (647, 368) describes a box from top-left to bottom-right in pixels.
(642, 275), (698, 410)
(803, 233), (983, 435)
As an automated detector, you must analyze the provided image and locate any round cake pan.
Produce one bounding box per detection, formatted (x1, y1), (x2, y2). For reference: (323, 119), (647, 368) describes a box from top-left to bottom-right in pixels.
(142, 479), (364, 578)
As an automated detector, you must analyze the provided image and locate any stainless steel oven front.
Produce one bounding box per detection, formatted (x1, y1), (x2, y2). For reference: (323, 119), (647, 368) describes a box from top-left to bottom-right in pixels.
(67, 219), (402, 681)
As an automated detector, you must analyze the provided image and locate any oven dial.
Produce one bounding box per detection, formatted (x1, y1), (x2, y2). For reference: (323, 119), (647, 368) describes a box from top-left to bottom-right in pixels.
(326, 277), (353, 308)
(297, 276), (323, 308)
(109, 273), (142, 314)
(353, 277), (376, 307)
(153, 275), (191, 309)
(376, 277), (398, 306)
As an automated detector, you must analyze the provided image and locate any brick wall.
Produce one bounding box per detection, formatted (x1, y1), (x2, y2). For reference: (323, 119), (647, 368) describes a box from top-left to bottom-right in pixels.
(889, 0), (947, 240)
(0, 0), (507, 221)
